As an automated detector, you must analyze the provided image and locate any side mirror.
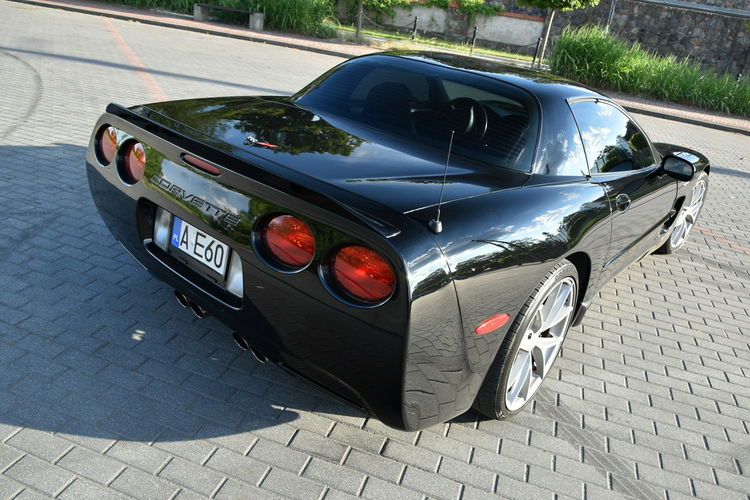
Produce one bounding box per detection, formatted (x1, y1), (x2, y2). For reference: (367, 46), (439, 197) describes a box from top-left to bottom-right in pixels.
(662, 155), (695, 181)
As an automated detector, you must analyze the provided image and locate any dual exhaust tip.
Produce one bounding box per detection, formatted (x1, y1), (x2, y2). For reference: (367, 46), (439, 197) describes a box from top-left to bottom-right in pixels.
(232, 332), (268, 364)
(174, 290), (208, 319)
(174, 290), (267, 363)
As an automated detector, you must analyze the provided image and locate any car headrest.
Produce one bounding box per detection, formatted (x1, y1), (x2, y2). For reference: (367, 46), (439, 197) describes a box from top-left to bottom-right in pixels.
(362, 82), (414, 132)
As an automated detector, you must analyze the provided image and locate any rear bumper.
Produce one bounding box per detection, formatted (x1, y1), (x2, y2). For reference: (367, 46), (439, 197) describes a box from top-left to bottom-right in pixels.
(87, 159), (410, 427)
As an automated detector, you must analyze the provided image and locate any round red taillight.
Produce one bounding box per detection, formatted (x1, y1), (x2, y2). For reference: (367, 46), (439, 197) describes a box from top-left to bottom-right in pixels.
(96, 126), (117, 165)
(262, 215), (315, 268)
(331, 246), (395, 303)
(119, 141), (146, 184)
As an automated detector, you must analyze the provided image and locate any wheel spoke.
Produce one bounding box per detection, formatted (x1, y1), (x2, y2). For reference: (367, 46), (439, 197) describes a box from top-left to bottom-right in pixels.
(531, 345), (548, 378)
(518, 356), (533, 402)
(693, 183), (705, 203)
(538, 284), (559, 329)
(519, 330), (535, 351)
(534, 335), (559, 348)
(507, 350), (532, 404)
(671, 217), (687, 246)
(686, 198), (703, 219)
(549, 304), (574, 333)
(541, 283), (572, 332)
(674, 210), (686, 227)
(531, 307), (543, 332)
(682, 180), (705, 229)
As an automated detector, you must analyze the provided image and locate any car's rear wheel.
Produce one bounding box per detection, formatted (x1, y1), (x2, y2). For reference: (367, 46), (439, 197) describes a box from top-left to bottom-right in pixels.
(656, 172), (708, 254)
(473, 260), (578, 419)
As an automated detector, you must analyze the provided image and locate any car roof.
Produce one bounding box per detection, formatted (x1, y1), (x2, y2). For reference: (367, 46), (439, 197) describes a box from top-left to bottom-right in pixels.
(363, 51), (605, 102)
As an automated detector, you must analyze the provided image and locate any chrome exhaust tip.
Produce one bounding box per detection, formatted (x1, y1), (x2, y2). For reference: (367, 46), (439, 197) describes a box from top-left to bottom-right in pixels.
(232, 331), (249, 351)
(232, 332), (268, 363)
(189, 301), (209, 319)
(249, 347), (269, 364)
(174, 290), (190, 308)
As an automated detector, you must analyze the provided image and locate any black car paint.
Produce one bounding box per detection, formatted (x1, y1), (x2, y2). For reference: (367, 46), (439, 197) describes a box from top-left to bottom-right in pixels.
(138, 96), (534, 214)
(86, 52), (709, 431)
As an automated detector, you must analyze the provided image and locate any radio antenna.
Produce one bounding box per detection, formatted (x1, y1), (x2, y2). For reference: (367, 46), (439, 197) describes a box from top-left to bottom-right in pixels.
(429, 130), (455, 234)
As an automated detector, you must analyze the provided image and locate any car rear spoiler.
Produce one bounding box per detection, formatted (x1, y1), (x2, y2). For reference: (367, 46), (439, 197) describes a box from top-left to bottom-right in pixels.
(105, 103), (402, 239)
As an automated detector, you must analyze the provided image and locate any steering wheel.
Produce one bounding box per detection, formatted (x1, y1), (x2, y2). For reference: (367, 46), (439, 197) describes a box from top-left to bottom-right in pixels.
(446, 97), (488, 142)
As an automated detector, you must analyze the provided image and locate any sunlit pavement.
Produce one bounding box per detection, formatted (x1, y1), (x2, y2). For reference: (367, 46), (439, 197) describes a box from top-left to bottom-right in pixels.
(0, 2), (748, 498)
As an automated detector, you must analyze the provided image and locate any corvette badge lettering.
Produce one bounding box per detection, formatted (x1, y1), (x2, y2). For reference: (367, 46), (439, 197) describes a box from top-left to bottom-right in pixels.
(150, 174), (241, 227)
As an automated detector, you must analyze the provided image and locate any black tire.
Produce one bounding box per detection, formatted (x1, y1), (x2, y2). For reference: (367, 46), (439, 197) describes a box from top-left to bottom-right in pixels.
(655, 171), (708, 254)
(473, 260), (579, 420)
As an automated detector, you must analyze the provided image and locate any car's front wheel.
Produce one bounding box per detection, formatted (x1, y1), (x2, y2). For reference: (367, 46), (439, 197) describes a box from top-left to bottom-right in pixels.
(474, 260), (578, 419)
(656, 172), (708, 254)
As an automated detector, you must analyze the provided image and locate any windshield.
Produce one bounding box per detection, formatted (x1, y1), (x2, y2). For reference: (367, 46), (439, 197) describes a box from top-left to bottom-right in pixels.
(294, 55), (538, 172)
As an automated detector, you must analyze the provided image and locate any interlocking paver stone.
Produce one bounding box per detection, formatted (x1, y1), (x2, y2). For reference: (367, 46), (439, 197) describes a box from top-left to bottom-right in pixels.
(157, 457), (224, 496)
(57, 477), (129, 500)
(5, 428), (71, 462)
(3, 455), (74, 496)
(302, 457), (367, 495)
(109, 467), (179, 499)
(259, 467), (326, 500)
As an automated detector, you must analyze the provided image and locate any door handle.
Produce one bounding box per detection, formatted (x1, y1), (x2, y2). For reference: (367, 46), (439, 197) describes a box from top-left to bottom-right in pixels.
(615, 193), (631, 212)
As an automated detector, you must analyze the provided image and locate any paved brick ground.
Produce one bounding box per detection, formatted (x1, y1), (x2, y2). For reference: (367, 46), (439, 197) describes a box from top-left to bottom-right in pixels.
(0, 2), (749, 498)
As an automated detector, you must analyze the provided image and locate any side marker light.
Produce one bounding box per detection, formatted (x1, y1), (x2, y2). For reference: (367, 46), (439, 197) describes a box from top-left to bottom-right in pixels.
(474, 314), (510, 335)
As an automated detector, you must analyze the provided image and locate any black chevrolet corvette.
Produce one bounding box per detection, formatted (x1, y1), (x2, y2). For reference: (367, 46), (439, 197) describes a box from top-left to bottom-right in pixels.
(87, 52), (709, 431)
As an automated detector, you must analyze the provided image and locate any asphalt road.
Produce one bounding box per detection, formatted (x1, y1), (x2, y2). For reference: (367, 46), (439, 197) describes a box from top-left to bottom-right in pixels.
(0, 1), (749, 498)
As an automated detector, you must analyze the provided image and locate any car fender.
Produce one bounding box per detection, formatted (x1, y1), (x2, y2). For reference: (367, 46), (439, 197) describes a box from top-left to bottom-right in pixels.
(400, 179), (611, 429)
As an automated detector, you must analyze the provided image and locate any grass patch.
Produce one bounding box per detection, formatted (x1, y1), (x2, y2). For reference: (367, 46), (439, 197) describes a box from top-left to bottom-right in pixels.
(550, 25), (750, 116)
(104, 0), (334, 36)
(337, 25), (533, 62)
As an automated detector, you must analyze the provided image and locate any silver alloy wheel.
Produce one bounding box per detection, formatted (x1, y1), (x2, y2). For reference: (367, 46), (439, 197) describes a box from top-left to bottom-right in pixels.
(505, 277), (576, 411)
(670, 179), (706, 249)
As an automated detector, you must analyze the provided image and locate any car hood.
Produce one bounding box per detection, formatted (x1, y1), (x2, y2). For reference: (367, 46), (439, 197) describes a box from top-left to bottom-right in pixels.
(138, 96), (529, 214)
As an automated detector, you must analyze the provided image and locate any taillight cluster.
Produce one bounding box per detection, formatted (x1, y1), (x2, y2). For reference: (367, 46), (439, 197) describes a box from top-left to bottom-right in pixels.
(256, 215), (396, 305)
(96, 126), (117, 165)
(95, 125), (147, 185)
(331, 246), (395, 302)
(96, 124), (395, 306)
(262, 215), (316, 268)
(121, 141), (147, 184)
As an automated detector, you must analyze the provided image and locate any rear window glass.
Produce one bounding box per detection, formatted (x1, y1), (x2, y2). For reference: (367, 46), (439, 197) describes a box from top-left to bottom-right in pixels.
(294, 56), (538, 172)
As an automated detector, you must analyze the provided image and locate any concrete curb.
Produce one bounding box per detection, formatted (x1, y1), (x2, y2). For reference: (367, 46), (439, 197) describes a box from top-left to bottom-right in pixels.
(8, 0), (750, 136)
(621, 105), (749, 136)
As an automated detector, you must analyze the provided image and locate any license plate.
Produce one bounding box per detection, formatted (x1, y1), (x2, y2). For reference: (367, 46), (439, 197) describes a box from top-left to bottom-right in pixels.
(170, 217), (229, 275)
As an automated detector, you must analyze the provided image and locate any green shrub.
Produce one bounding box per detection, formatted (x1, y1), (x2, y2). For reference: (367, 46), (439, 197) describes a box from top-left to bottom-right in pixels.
(103, 0), (334, 36)
(344, 0), (500, 17)
(252, 0), (334, 35)
(456, 0), (503, 18)
(550, 25), (750, 116)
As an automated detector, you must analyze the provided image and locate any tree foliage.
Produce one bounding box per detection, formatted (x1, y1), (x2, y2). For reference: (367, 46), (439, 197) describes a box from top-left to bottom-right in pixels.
(519, 0), (600, 11)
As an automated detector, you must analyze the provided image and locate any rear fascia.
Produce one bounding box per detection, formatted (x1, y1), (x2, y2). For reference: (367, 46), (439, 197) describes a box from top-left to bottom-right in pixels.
(87, 106), (423, 428)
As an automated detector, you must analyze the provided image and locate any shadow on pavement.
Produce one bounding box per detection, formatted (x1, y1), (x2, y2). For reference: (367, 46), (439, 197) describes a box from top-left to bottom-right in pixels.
(0, 143), (366, 446)
(711, 165), (750, 180)
(0, 45), (286, 95)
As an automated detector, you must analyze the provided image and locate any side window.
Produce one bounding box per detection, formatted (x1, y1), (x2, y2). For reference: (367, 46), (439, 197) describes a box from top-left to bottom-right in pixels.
(571, 101), (654, 173)
(538, 106), (587, 176)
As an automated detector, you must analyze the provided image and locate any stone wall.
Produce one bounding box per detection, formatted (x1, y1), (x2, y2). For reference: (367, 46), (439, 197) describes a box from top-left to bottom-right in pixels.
(486, 0), (749, 76)
(378, 5), (545, 53)
(553, 0), (750, 76)
(342, 0), (749, 75)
